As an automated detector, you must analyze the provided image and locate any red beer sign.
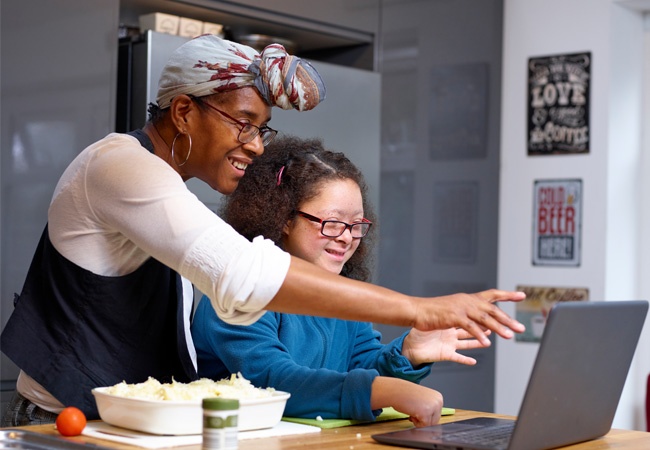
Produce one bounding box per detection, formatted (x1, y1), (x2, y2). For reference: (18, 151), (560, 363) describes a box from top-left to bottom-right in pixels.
(532, 179), (582, 266)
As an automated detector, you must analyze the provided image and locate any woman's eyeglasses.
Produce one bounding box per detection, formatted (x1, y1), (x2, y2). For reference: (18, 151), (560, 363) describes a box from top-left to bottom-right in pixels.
(296, 211), (372, 238)
(192, 97), (278, 146)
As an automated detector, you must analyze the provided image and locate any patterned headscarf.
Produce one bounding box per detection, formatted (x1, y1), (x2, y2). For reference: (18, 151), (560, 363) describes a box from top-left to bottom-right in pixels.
(156, 34), (326, 111)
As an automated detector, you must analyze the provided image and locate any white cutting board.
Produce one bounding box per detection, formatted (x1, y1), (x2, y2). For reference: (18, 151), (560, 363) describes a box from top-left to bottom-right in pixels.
(83, 421), (321, 448)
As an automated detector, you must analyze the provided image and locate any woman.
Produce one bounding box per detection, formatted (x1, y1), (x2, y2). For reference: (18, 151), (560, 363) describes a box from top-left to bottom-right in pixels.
(192, 136), (489, 427)
(1, 34), (523, 426)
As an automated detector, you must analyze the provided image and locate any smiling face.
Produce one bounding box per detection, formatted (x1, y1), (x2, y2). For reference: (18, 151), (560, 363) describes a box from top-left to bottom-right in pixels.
(184, 87), (272, 195)
(282, 178), (364, 275)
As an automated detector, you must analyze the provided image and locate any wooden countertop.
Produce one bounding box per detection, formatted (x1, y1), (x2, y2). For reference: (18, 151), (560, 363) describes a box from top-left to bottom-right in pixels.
(4, 409), (650, 449)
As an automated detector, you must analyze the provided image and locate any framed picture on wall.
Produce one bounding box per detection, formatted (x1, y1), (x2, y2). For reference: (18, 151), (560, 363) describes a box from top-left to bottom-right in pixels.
(514, 285), (589, 342)
(532, 179), (582, 266)
(527, 52), (591, 155)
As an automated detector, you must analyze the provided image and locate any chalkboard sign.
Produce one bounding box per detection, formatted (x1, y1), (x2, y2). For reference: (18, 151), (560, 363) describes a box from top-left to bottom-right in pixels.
(527, 52), (591, 155)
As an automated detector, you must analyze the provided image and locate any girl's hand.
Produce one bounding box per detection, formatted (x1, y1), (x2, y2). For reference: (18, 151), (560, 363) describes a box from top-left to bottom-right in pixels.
(402, 328), (491, 367)
(371, 377), (444, 428)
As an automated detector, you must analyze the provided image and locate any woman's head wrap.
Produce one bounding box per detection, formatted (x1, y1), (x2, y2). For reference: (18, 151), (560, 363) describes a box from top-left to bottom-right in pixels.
(156, 34), (326, 111)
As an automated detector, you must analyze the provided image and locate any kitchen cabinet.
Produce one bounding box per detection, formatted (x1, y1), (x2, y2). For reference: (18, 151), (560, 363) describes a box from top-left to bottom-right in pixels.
(118, 0), (379, 71)
(214, 0), (379, 34)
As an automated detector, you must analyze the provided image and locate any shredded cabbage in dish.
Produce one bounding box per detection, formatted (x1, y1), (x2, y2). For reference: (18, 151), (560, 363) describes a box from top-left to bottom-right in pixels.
(104, 373), (275, 401)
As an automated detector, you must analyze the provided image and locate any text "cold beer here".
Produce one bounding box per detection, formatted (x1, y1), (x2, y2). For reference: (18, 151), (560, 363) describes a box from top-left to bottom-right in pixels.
(537, 185), (576, 260)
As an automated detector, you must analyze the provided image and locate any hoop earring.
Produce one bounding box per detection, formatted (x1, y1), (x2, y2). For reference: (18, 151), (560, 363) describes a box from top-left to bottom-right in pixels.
(171, 132), (192, 167)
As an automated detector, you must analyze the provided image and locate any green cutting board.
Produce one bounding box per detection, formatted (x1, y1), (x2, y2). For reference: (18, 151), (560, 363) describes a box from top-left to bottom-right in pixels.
(282, 406), (455, 429)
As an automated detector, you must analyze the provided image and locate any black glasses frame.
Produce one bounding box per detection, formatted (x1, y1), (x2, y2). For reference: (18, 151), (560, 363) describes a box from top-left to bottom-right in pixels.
(296, 211), (372, 238)
(192, 97), (278, 146)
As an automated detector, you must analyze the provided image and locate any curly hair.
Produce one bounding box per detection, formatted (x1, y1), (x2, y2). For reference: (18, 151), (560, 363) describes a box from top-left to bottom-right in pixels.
(221, 135), (377, 282)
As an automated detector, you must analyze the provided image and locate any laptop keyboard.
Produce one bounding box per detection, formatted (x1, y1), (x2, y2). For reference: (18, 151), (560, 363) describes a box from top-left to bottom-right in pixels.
(442, 421), (514, 447)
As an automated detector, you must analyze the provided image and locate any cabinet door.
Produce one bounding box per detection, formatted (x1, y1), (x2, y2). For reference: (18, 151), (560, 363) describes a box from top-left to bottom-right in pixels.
(0, 0), (120, 395)
(223, 0), (379, 34)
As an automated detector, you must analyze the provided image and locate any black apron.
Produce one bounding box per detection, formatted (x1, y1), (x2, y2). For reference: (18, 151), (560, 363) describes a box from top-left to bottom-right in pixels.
(0, 130), (197, 418)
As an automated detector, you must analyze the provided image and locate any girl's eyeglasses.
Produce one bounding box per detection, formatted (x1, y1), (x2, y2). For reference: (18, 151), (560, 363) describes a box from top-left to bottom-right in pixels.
(296, 211), (372, 238)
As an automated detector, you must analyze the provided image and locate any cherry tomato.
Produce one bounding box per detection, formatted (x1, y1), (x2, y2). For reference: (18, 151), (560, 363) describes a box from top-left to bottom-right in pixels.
(55, 406), (87, 436)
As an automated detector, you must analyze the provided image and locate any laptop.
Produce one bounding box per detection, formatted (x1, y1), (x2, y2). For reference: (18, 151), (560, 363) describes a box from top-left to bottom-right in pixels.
(372, 300), (649, 450)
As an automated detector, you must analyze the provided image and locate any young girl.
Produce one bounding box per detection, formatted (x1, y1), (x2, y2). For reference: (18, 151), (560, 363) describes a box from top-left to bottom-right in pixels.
(191, 136), (488, 427)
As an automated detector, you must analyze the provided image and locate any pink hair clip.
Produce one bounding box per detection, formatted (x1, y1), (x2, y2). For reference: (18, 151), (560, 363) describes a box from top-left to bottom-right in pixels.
(276, 165), (285, 186)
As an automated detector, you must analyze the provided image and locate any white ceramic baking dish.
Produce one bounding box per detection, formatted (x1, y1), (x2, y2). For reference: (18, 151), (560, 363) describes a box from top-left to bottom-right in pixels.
(92, 387), (290, 435)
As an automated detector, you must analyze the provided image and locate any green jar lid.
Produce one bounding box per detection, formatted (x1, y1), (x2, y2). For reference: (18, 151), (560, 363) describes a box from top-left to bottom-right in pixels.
(203, 397), (239, 410)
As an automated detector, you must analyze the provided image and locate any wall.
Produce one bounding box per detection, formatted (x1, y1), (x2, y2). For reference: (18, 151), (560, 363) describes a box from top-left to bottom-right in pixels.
(641, 12), (650, 432)
(497, 0), (650, 430)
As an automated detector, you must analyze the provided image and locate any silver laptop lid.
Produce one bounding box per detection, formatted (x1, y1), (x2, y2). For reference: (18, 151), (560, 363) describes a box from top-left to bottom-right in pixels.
(509, 300), (648, 449)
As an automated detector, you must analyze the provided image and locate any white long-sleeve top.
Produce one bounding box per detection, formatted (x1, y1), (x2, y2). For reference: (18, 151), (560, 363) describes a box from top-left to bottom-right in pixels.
(18, 132), (290, 411)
